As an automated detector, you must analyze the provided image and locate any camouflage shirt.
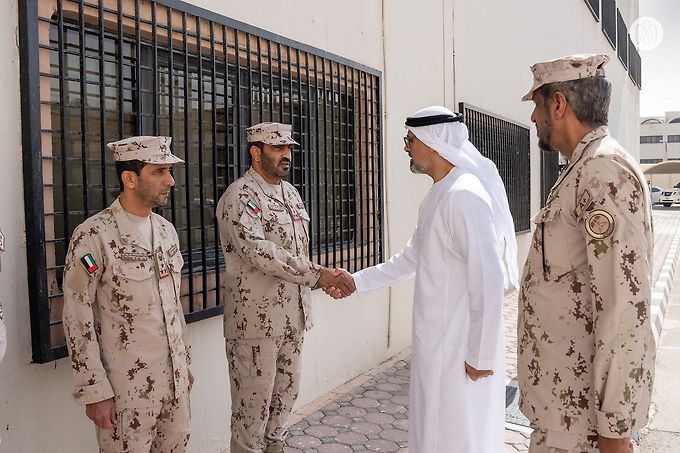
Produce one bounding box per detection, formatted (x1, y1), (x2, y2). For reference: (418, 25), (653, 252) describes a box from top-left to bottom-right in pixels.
(518, 126), (655, 438)
(62, 198), (190, 409)
(216, 167), (321, 339)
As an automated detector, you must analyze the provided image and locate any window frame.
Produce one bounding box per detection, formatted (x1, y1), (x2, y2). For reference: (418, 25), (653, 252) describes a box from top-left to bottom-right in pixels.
(19, 0), (384, 363)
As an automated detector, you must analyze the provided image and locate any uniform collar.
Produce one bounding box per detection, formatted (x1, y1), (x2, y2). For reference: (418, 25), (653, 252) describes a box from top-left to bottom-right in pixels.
(110, 197), (167, 251)
(545, 126), (609, 203)
(565, 125), (609, 165)
(245, 167), (286, 203)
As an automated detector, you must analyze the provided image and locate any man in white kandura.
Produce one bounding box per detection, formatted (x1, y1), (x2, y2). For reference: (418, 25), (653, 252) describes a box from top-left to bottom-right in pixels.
(329, 105), (518, 453)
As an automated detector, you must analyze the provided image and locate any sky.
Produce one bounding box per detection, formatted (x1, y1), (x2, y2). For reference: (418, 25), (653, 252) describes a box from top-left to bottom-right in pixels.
(639, 0), (680, 117)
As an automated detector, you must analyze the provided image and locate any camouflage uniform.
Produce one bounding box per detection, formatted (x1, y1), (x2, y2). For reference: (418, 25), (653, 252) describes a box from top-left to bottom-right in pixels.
(518, 126), (655, 449)
(63, 136), (190, 453)
(217, 162), (320, 453)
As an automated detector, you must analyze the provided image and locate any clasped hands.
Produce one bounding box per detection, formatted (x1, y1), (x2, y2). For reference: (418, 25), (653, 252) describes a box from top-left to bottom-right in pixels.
(318, 267), (356, 299)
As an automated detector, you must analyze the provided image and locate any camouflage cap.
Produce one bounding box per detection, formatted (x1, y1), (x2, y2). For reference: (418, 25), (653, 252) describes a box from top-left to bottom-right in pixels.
(521, 54), (610, 101)
(106, 136), (184, 164)
(246, 122), (300, 145)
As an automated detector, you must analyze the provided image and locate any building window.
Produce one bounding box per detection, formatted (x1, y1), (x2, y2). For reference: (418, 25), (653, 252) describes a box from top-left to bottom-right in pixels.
(458, 103), (531, 233)
(616, 9), (628, 68)
(602, 0), (617, 49)
(640, 159), (663, 164)
(584, 0), (600, 21)
(668, 135), (680, 143)
(20, 0), (383, 363)
(640, 135), (664, 144)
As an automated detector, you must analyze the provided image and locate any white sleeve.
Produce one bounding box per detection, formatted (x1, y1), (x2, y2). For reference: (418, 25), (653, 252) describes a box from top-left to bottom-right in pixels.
(352, 234), (419, 294)
(449, 192), (505, 371)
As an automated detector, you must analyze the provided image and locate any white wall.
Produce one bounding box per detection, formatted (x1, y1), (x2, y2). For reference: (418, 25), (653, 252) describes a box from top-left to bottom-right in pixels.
(453, 0), (641, 229)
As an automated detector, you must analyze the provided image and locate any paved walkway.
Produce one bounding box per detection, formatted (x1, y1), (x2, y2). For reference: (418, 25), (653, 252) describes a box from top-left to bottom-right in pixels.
(284, 209), (679, 452)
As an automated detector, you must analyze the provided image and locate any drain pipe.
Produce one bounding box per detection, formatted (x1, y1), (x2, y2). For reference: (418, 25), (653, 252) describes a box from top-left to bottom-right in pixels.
(380, 0), (394, 349)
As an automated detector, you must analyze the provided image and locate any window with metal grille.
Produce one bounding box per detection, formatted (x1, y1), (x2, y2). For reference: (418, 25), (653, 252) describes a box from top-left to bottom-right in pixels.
(458, 103), (531, 232)
(602, 0), (617, 49)
(640, 159), (663, 164)
(584, 0), (600, 20)
(668, 135), (680, 143)
(628, 43), (642, 88)
(640, 135), (664, 144)
(616, 9), (628, 68)
(19, 0), (383, 363)
(540, 151), (561, 207)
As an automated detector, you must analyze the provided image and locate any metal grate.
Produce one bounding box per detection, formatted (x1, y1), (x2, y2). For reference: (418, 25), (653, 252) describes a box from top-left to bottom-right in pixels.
(584, 0), (600, 21)
(617, 9), (628, 68)
(19, 0), (383, 363)
(459, 103), (531, 233)
(629, 42), (642, 88)
(602, 0), (617, 49)
(540, 151), (561, 208)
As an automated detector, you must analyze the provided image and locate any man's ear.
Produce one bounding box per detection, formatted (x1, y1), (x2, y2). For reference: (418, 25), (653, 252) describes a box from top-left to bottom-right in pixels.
(121, 170), (136, 190)
(552, 91), (568, 120)
(249, 145), (261, 163)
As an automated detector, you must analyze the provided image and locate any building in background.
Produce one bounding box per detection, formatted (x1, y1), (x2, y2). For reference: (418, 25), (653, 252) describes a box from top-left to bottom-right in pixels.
(0, 0), (640, 451)
(640, 112), (680, 188)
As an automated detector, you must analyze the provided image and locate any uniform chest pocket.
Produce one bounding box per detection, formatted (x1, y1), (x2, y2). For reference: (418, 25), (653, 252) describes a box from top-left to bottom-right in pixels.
(262, 208), (293, 237)
(534, 206), (571, 278)
(113, 260), (155, 282)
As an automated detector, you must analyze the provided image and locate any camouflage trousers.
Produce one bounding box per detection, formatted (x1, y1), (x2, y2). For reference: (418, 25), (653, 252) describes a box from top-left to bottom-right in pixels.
(529, 428), (600, 453)
(96, 394), (190, 453)
(226, 332), (304, 453)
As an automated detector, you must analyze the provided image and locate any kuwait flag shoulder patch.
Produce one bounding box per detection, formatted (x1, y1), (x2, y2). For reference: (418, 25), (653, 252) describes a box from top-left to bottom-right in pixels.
(80, 253), (98, 274)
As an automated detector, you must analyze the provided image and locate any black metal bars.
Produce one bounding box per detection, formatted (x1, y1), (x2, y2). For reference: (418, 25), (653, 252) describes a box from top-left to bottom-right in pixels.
(459, 102), (531, 233)
(21, 0), (383, 362)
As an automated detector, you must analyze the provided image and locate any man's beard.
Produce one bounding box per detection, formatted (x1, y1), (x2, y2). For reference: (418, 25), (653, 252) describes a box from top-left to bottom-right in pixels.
(537, 122), (555, 152)
(262, 154), (291, 178)
(409, 159), (425, 174)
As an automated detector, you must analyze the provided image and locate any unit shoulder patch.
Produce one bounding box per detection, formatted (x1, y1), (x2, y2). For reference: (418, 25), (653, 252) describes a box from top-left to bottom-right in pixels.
(584, 210), (615, 240)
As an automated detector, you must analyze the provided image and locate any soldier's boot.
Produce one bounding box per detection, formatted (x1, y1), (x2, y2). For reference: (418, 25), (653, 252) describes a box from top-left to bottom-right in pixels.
(263, 441), (285, 453)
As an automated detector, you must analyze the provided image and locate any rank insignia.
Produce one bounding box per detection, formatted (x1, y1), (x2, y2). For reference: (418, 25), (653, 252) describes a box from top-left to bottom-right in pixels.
(584, 210), (615, 240)
(80, 253), (98, 274)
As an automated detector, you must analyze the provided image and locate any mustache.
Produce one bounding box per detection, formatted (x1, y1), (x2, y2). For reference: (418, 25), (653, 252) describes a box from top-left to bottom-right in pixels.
(280, 158), (291, 164)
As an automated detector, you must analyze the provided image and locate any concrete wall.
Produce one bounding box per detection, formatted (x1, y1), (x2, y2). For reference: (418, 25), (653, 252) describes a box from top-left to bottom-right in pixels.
(0, 0), (640, 451)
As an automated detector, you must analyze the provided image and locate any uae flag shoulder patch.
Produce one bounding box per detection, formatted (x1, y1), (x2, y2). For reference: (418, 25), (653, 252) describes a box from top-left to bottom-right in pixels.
(80, 253), (98, 274)
(246, 199), (261, 216)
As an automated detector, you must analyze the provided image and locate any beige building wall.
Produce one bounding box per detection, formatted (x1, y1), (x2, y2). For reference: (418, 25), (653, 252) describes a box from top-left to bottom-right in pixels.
(0, 0), (639, 451)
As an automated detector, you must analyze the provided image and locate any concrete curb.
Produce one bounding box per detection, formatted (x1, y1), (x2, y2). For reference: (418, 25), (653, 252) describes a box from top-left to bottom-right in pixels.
(652, 233), (680, 344)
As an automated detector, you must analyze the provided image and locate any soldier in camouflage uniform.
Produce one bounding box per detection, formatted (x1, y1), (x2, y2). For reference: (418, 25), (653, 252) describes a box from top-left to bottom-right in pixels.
(62, 136), (193, 453)
(216, 122), (354, 453)
(518, 55), (655, 453)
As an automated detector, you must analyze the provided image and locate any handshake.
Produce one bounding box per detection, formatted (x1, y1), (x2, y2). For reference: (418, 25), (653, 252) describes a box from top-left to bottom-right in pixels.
(318, 268), (356, 299)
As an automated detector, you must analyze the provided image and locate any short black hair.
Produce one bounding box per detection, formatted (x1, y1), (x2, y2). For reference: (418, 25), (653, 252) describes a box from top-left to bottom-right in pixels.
(115, 159), (147, 192)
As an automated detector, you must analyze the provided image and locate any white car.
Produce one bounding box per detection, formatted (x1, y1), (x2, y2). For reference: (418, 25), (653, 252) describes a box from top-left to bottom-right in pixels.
(650, 186), (663, 205)
(659, 188), (680, 207)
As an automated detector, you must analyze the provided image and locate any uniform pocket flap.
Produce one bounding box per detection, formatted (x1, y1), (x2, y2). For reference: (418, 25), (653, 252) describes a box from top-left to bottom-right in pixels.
(532, 206), (560, 224)
(113, 261), (154, 281)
